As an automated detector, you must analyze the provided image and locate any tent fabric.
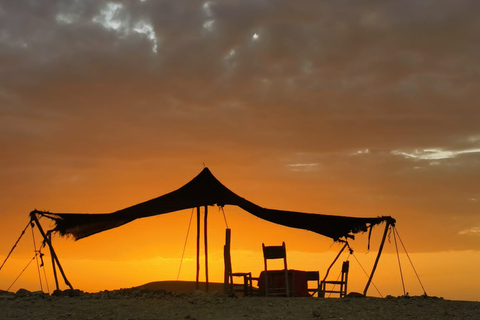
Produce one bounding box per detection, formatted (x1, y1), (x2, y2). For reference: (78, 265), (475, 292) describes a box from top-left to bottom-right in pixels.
(36, 168), (395, 241)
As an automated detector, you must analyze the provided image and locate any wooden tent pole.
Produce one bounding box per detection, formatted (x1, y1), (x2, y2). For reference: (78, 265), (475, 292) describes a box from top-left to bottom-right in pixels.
(322, 242), (348, 282)
(196, 206), (200, 290)
(223, 228), (232, 294)
(29, 212), (73, 291)
(204, 206), (209, 292)
(48, 232), (60, 291)
(363, 220), (391, 296)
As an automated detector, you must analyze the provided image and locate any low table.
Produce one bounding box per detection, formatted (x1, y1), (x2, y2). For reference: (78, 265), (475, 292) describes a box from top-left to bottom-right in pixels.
(258, 269), (309, 297)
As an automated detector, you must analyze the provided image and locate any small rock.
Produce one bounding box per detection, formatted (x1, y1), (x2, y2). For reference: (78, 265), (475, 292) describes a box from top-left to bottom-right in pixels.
(312, 306), (323, 318)
(32, 291), (47, 298)
(0, 291), (16, 300)
(15, 288), (31, 297)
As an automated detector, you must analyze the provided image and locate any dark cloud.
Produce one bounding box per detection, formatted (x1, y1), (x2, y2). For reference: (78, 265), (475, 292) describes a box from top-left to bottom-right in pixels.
(0, 0), (479, 251)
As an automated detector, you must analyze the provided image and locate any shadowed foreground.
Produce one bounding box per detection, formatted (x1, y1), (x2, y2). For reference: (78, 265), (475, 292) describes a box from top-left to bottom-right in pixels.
(1, 287), (478, 320)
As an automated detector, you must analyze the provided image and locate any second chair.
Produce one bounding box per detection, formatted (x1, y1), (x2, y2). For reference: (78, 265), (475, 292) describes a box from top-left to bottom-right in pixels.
(262, 242), (290, 297)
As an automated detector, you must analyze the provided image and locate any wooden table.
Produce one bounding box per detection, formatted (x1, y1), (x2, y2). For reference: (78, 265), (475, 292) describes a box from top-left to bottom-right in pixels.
(258, 270), (309, 297)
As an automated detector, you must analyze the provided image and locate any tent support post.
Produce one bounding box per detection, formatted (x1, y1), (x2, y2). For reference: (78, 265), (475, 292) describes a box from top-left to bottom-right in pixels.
(29, 211), (73, 291)
(48, 232), (60, 291)
(204, 205), (209, 292)
(196, 207), (200, 290)
(223, 228), (232, 295)
(363, 220), (391, 296)
(322, 242), (348, 282)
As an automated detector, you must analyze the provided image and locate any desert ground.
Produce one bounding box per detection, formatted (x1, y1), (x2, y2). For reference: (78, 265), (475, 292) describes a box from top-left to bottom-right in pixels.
(1, 282), (478, 320)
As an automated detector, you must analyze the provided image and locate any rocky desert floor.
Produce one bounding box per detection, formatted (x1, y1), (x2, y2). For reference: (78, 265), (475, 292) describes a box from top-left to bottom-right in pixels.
(1, 288), (479, 320)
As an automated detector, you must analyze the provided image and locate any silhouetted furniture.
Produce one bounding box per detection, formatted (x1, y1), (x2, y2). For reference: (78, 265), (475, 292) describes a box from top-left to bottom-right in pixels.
(258, 269), (309, 297)
(231, 272), (255, 296)
(223, 228), (256, 296)
(262, 242), (290, 297)
(320, 261), (349, 297)
(306, 271), (320, 297)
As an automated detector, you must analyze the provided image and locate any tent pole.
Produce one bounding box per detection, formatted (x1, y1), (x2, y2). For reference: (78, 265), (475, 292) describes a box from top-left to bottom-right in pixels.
(48, 232), (60, 291)
(322, 242), (348, 282)
(363, 220), (391, 296)
(29, 211), (73, 291)
(204, 205), (209, 292)
(196, 207), (200, 290)
(223, 228), (232, 294)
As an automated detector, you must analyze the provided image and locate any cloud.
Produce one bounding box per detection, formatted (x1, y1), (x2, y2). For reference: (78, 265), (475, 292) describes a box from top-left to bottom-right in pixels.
(2, 1), (478, 99)
(391, 148), (480, 160)
(0, 0), (480, 258)
(1, 0), (479, 158)
(286, 163), (320, 172)
(89, 2), (159, 53)
(350, 149), (370, 156)
(459, 227), (480, 236)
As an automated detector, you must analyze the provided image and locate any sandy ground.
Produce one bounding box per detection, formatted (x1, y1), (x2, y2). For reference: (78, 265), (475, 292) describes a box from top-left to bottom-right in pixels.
(1, 287), (479, 320)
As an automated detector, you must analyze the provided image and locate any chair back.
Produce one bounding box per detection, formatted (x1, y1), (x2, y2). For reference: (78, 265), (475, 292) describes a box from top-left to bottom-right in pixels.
(224, 228), (255, 297)
(262, 242), (289, 296)
(262, 243), (287, 260)
(306, 271), (320, 297)
(320, 260), (350, 298)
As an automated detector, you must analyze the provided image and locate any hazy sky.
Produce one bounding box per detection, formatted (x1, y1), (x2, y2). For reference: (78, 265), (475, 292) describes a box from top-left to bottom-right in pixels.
(1, 0), (479, 299)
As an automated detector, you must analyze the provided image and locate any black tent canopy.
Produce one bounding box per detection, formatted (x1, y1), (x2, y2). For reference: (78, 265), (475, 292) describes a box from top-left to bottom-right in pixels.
(37, 167), (394, 241)
(28, 167), (396, 295)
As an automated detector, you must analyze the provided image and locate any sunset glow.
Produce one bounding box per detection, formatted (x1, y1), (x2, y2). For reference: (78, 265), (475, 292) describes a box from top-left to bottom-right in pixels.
(1, 0), (479, 302)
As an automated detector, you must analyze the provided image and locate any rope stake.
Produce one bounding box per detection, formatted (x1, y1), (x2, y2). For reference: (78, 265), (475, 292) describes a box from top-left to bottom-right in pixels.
(394, 227), (428, 296)
(352, 253), (383, 298)
(31, 223), (44, 292)
(393, 227), (406, 296)
(0, 221), (30, 271)
(7, 256), (35, 292)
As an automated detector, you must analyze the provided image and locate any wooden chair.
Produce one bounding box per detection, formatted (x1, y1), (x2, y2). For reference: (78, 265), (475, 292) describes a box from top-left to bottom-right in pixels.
(262, 242), (290, 297)
(224, 229), (256, 297)
(231, 272), (254, 297)
(320, 261), (349, 297)
(306, 271), (320, 297)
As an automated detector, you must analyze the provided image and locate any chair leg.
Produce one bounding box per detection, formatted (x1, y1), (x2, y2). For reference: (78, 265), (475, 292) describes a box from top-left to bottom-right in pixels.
(242, 273), (252, 296)
(264, 271), (268, 297)
(285, 269), (290, 297)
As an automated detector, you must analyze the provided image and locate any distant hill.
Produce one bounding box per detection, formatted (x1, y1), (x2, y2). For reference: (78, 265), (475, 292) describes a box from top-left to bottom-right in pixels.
(135, 281), (225, 293)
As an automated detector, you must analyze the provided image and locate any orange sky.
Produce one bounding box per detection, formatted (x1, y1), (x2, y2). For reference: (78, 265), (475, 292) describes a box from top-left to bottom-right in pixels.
(1, 0), (479, 301)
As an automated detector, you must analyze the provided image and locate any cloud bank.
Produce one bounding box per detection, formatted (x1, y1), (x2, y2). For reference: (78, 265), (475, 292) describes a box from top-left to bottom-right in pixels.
(1, 0), (479, 251)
